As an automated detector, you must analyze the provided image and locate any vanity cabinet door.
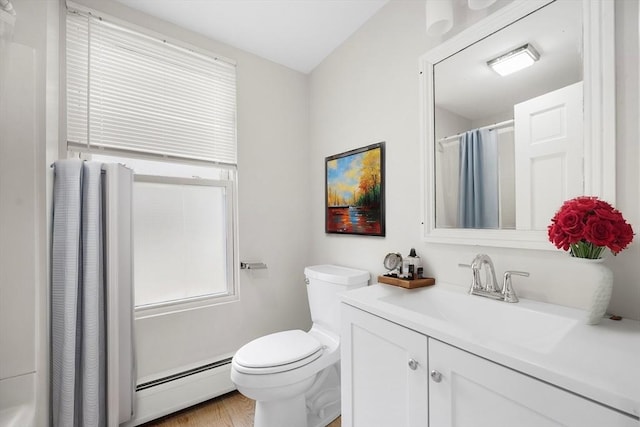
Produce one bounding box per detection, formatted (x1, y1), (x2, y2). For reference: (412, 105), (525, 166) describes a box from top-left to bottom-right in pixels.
(341, 304), (429, 427)
(428, 338), (637, 427)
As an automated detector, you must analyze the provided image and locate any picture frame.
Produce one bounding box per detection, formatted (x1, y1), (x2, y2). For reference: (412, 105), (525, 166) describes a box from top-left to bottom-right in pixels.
(325, 142), (385, 236)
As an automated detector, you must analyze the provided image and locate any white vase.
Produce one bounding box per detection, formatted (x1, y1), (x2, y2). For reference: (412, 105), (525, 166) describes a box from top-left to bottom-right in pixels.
(569, 257), (613, 325)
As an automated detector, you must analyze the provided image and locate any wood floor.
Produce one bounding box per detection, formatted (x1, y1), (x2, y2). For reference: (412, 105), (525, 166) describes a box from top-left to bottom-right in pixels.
(142, 391), (341, 427)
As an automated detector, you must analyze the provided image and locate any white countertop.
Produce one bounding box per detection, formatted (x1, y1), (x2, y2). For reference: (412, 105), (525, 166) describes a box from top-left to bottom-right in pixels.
(341, 282), (640, 419)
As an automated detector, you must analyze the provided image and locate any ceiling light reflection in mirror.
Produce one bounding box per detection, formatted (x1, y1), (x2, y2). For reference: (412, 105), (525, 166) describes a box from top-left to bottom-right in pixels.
(487, 43), (540, 76)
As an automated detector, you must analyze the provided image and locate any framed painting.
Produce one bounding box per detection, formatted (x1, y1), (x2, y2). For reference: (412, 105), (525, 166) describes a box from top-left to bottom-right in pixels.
(325, 142), (385, 236)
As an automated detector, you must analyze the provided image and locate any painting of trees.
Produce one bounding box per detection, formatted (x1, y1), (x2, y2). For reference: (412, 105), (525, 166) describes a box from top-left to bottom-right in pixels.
(325, 143), (385, 236)
(356, 148), (381, 207)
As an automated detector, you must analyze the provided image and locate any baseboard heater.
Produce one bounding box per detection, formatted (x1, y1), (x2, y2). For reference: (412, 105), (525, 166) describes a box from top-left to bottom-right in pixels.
(136, 357), (233, 391)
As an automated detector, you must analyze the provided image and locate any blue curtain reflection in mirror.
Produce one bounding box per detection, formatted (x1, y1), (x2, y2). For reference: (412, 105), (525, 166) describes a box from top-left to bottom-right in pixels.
(458, 129), (499, 228)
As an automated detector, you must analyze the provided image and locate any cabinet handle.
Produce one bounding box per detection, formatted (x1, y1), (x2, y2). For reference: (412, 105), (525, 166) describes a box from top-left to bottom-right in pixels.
(430, 370), (442, 383)
(408, 359), (418, 370)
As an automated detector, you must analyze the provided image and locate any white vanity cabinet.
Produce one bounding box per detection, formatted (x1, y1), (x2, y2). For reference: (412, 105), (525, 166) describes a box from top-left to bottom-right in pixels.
(429, 338), (637, 427)
(341, 304), (429, 427)
(342, 303), (638, 427)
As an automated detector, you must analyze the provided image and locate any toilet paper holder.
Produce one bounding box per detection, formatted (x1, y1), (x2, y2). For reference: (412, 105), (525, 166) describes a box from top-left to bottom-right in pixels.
(240, 261), (267, 270)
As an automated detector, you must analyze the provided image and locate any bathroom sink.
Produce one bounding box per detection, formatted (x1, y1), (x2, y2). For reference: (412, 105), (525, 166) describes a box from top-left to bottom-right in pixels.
(379, 285), (578, 353)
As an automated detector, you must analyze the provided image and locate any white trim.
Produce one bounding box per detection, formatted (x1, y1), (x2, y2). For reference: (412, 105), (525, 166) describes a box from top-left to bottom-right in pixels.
(135, 174), (228, 188)
(419, 0), (616, 250)
(67, 142), (238, 170)
(68, 146), (238, 171)
(134, 293), (239, 320)
(582, 0), (616, 203)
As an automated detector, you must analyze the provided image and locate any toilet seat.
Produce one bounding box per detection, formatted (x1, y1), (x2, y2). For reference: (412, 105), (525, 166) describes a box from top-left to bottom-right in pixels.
(233, 330), (324, 375)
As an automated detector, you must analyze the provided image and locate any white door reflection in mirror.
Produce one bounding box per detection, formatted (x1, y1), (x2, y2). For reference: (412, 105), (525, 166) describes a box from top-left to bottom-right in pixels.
(515, 81), (583, 231)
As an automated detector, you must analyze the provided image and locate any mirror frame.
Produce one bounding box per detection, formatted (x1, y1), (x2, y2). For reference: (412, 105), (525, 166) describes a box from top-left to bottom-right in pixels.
(419, 0), (615, 250)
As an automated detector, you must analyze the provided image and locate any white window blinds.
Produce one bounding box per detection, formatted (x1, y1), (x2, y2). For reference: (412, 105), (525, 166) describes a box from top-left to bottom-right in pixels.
(66, 10), (237, 165)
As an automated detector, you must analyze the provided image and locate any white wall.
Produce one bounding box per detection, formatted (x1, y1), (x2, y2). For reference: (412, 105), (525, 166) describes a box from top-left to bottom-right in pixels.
(309, 0), (640, 321)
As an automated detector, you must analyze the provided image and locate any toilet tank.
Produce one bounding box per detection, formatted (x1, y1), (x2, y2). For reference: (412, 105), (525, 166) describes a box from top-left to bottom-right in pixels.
(304, 265), (369, 336)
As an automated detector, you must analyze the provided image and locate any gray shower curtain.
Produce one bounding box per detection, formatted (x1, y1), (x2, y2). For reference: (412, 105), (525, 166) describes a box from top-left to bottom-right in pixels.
(457, 129), (499, 228)
(51, 160), (134, 427)
(51, 160), (106, 426)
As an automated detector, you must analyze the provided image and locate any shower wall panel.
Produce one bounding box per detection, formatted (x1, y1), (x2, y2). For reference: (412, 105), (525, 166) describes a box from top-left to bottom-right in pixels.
(0, 42), (37, 381)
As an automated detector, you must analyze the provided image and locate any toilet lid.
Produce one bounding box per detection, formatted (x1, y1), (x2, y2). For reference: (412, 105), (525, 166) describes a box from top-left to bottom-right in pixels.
(234, 330), (323, 372)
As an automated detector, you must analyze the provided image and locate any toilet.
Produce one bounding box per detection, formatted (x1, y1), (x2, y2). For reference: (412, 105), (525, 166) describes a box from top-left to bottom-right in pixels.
(230, 264), (369, 427)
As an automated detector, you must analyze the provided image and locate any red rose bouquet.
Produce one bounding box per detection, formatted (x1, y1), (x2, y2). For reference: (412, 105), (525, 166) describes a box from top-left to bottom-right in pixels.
(548, 196), (634, 259)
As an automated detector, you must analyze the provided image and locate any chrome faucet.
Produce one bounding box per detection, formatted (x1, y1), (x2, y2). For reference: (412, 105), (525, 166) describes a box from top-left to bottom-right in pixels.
(459, 254), (529, 303)
(470, 254), (499, 293)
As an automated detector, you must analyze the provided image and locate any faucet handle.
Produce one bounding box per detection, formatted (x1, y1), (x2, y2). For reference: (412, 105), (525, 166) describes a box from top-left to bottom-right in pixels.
(502, 271), (529, 303)
(506, 271), (530, 278)
(459, 263), (483, 293)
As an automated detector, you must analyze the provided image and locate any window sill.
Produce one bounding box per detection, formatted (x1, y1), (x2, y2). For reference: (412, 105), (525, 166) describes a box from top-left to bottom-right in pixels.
(134, 292), (239, 319)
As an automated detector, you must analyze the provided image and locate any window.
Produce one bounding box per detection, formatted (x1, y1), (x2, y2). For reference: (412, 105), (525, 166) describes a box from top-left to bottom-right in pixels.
(66, 8), (238, 313)
(133, 176), (234, 308)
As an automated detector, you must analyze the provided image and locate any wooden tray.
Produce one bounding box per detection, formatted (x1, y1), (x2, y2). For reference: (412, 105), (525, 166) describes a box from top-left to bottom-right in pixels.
(377, 275), (436, 289)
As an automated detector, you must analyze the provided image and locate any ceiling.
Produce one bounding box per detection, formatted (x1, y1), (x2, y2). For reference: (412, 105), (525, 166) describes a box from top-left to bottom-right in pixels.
(114, 0), (390, 74)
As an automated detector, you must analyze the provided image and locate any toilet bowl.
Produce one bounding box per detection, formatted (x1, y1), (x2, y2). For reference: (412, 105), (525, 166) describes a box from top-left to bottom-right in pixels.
(230, 265), (369, 427)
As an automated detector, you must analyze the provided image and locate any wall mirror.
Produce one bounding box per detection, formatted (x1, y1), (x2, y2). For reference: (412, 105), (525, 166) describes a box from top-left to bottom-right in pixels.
(420, 0), (615, 249)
